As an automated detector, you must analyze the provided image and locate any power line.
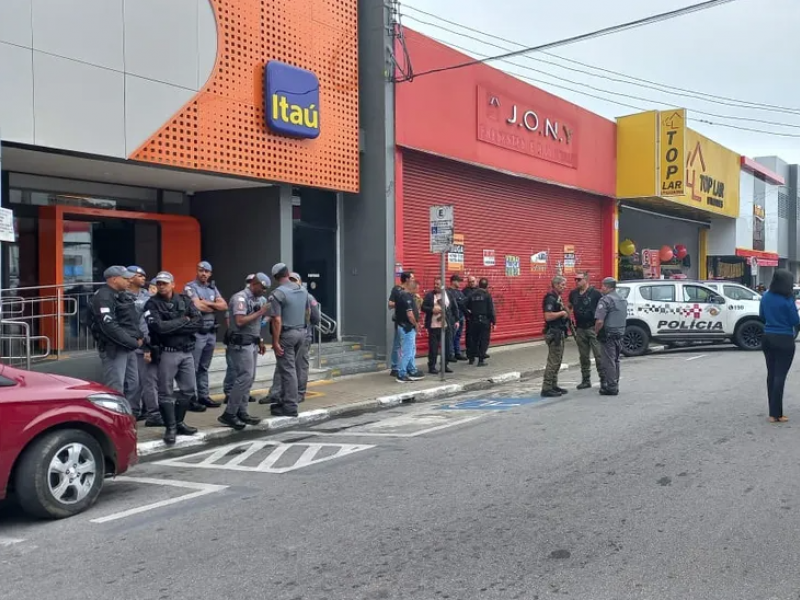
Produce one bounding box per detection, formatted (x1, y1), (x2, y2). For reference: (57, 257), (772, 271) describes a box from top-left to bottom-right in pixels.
(401, 4), (800, 116)
(408, 0), (743, 78)
(404, 16), (800, 131)
(422, 34), (800, 138)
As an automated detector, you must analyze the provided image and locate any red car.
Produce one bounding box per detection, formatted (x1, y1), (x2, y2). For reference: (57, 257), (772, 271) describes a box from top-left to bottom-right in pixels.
(0, 364), (138, 519)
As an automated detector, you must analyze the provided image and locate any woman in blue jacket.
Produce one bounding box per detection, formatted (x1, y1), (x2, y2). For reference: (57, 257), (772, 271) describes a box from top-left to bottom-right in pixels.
(759, 268), (799, 422)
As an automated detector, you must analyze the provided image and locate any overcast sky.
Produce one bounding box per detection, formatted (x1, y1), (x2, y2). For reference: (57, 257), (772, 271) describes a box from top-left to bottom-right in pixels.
(401, 0), (800, 165)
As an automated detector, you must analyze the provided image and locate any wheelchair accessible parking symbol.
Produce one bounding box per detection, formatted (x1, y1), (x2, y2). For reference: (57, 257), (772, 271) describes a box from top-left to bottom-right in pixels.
(437, 398), (545, 411)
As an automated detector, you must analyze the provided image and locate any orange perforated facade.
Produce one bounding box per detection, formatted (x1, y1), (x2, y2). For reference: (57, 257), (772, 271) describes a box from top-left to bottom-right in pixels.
(130, 0), (360, 193)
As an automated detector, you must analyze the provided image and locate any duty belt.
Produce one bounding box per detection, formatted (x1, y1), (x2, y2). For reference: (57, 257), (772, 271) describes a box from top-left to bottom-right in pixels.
(162, 346), (190, 353)
(282, 325), (306, 332)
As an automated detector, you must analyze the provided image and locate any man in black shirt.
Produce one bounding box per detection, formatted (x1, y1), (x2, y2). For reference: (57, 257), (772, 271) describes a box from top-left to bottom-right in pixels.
(388, 271), (414, 378)
(394, 274), (424, 382)
(464, 278), (496, 366)
(568, 271), (605, 390)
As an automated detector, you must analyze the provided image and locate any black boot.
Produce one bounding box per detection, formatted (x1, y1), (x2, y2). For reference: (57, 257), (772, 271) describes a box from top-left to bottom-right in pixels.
(577, 377), (592, 390)
(218, 411), (246, 430)
(159, 402), (177, 445)
(144, 412), (164, 427)
(237, 410), (261, 426)
(198, 396), (221, 409)
(175, 397), (198, 436)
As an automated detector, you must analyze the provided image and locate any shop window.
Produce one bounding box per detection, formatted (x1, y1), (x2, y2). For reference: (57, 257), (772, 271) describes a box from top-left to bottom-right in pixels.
(9, 189), (156, 212)
(640, 285), (675, 302)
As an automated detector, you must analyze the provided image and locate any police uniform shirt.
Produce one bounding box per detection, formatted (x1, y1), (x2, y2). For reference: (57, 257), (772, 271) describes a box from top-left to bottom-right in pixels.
(394, 290), (416, 327)
(184, 280), (222, 326)
(595, 292), (628, 336)
(543, 290), (567, 332)
(228, 288), (262, 338)
(269, 282), (310, 329)
(568, 287), (602, 329)
(131, 288), (152, 341)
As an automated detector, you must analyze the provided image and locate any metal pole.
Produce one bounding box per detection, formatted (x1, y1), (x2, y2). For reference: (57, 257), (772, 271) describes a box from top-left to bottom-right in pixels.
(440, 250), (446, 381)
(316, 303), (322, 370)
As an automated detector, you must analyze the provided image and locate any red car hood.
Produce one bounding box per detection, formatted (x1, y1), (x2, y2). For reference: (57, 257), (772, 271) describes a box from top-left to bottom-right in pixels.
(0, 365), (115, 404)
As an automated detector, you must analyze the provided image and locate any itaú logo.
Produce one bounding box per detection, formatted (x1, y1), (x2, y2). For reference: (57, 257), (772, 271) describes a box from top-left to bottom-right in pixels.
(265, 61), (320, 139)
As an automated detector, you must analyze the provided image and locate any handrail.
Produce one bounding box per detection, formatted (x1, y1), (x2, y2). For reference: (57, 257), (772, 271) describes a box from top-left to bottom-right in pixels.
(314, 307), (338, 369)
(0, 320), (52, 370)
(0, 281), (106, 294)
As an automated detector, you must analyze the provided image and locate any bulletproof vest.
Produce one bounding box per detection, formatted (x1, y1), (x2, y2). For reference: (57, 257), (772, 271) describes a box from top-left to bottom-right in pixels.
(150, 293), (194, 349)
(275, 283), (309, 327)
(115, 291), (140, 334)
(602, 291), (628, 334)
(470, 290), (490, 317)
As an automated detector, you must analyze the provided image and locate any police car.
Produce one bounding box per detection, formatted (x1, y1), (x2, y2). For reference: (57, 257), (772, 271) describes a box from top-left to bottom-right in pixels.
(617, 279), (764, 357)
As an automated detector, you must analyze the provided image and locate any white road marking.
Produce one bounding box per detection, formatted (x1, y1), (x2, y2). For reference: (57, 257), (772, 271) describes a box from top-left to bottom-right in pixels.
(685, 355), (707, 361)
(292, 414), (484, 438)
(90, 476), (228, 524)
(0, 536), (25, 547)
(155, 441), (375, 474)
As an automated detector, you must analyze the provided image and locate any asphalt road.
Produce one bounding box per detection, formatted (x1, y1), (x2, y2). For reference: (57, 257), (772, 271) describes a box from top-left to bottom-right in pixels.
(2, 346), (799, 600)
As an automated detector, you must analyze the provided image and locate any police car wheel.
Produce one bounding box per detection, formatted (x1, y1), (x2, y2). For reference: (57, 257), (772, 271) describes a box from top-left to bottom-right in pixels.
(621, 325), (649, 357)
(734, 320), (764, 351)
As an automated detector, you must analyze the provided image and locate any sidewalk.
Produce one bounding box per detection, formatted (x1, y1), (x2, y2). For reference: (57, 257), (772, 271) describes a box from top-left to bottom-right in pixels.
(136, 340), (584, 456)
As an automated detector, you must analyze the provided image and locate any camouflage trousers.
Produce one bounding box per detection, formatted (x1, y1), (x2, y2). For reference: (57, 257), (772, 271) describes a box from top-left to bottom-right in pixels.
(542, 330), (565, 391)
(575, 327), (605, 384)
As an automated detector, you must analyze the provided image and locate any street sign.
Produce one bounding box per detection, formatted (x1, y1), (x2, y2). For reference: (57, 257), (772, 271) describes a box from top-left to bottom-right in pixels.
(437, 397), (545, 411)
(0, 207), (13, 243)
(429, 205), (454, 253)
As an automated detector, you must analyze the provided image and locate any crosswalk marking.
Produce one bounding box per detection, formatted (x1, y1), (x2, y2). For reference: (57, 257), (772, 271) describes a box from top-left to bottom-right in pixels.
(155, 440), (374, 474)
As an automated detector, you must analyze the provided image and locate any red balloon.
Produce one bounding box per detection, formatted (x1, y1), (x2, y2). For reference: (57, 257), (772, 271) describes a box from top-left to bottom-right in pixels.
(659, 245), (674, 262)
(675, 244), (688, 260)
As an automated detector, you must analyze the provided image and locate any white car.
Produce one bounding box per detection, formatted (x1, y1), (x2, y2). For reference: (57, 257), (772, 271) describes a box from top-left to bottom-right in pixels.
(617, 280), (764, 357)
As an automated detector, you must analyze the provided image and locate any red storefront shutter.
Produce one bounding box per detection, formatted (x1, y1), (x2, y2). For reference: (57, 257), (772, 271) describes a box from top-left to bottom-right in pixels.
(401, 150), (607, 351)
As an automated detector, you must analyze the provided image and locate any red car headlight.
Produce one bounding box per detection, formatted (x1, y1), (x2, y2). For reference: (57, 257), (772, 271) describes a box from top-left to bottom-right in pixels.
(88, 393), (133, 416)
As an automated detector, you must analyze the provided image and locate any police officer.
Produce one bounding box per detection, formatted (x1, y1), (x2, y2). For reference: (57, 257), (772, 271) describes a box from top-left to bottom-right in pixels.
(89, 266), (143, 397)
(269, 263), (316, 417)
(449, 274), (467, 360)
(223, 274), (266, 405)
(220, 272), (271, 430)
(144, 271), (203, 445)
(541, 275), (570, 398)
(594, 277), (628, 396)
(462, 275), (479, 362)
(126, 265), (162, 426)
(464, 278), (496, 367)
(184, 261), (228, 411)
(568, 271), (605, 390)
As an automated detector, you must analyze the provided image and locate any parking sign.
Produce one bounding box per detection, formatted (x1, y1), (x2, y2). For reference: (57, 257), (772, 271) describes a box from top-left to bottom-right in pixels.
(430, 205), (454, 253)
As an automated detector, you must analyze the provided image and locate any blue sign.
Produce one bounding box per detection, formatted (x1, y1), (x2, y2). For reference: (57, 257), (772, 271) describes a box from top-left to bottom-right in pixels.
(265, 60), (320, 139)
(437, 397), (545, 411)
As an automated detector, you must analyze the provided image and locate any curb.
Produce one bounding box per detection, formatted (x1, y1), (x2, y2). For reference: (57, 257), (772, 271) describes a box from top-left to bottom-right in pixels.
(137, 346), (667, 458)
(137, 362), (570, 458)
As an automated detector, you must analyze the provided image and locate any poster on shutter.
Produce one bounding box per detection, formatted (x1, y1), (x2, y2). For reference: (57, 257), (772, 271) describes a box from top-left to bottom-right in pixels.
(483, 249), (495, 267)
(641, 249), (661, 279)
(530, 251), (548, 273)
(563, 245), (576, 274)
(505, 255), (520, 277)
(448, 234), (465, 271)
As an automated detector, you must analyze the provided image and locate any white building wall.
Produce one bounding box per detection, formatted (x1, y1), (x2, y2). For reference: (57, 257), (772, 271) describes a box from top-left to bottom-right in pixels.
(0, 0), (218, 158)
(736, 170), (755, 250)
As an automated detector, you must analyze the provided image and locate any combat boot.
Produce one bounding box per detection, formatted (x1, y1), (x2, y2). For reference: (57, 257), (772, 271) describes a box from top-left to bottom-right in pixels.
(577, 376), (592, 390)
(175, 396), (198, 436)
(159, 402), (178, 445)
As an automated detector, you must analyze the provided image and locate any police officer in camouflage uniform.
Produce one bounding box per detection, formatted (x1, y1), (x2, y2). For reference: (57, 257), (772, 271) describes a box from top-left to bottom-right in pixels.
(594, 277), (628, 396)
(126, 265), (162, 426)
(144, 271), (203, 445)
(269, 263), (314, 417)
(263, 272), (321, 405)
(464, 278), (495, 367)
(219, 272), (271, 430)
(184, 261), (227, 411)
(541, 275), (570, 398)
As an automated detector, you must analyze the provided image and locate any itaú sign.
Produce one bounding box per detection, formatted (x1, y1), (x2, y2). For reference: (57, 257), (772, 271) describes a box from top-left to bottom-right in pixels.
(476, 86), (577, 168)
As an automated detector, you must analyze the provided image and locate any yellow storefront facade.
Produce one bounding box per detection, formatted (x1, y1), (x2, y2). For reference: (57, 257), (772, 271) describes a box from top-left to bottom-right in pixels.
(616, 109), (741, 281)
